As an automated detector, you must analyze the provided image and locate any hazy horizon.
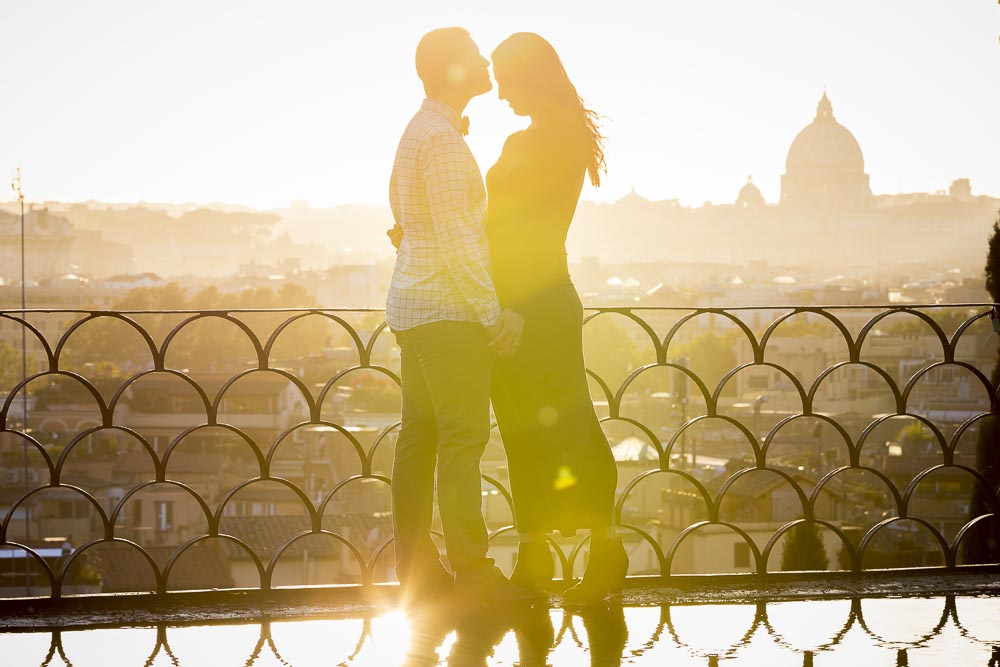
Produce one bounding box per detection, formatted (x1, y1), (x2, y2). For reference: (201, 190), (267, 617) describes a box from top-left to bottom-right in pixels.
(3, 1), (999, 209)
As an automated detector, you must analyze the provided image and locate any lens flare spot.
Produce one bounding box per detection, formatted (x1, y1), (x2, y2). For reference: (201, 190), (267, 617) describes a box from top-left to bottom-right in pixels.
(554, 465), (578, 491)
(446, 63), (467, 85)
(538, 406), (559, 427)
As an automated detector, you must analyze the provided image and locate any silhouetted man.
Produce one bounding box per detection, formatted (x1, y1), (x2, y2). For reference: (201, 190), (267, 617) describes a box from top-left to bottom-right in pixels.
(386, 26), (525, 608)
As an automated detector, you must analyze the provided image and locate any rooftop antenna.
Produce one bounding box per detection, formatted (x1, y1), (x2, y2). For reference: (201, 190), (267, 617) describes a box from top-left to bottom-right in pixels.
(11, 167), (31, 595)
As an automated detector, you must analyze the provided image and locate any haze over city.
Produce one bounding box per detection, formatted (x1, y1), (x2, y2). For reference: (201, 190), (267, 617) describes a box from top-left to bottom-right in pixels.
(3, 0), (999, 209)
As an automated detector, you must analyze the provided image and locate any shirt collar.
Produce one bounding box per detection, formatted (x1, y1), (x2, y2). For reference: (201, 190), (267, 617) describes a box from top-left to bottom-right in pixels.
(422, 98), (465, 134)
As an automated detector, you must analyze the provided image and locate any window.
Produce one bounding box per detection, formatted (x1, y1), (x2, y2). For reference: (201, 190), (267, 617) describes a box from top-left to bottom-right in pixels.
(155, 501), (173, 531)
(734, 542), (750, 567)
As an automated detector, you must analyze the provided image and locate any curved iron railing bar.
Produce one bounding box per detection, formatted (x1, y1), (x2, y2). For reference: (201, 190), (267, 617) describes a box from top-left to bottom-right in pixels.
(661, 414), (762, 469)
(617, 521), (668, 576)
(596, 415), (665, 466)
(901, 464), (1000, 518)
(210, 367), (315, 429)
(583, 368), (616, 416)
(563, 533), (592, 579)
(481, 474), (516, 515)
(807, 360), (905, 415)
(162, 422), (265, 479)
(760, 412), (856, 465)
(265, 419), (366, 477)
(4, 483), (111, 541)
(0, 312), (56, 369)
(0, 540), (57, 591)
(868, 412), (951, 464)
(759, 518), (860, 573)
(663, 520), (765, 575)
(950, 513), (1000, 565)
(855, 308), (952, 364)
(809, 465), (905, 527)
(54, 426), (151, 482)
(658, 308), (762, 365)
(0, 428), (54, 492)
(852, 413), (945, 469)
(314, 364), (402, 416)
(39, 630), (63, 667)
(614, 361), (715, 417)
(51, 311), (160, 373)
(316, 473), (394, 520)
(758, 307), (858, 363)
(615, 468), (714, 528)
(107, 367), (214, 426)
(714, 361), (809, 413)
(161, 532), (265, 594)
(54, 537), (161, 598)
(213, 476), (320, 532)
(262, 310), (365, 369)
(948, 411), (1000, 458)
(363, 320), (395, 368)
(950, 310), (994, 355)
(110, 479), (214, 538)
(902, 360), (999, 417)
(365, 421), (402, 475)
(1, 368), (111, 428)
(483, 524), (573, 582)
(582, 308), (665, 363)
(159, 312), (266, 371)
(856, 516), (952, 569)
(264, 528), (371, 588)
(713, 465), (812, 521)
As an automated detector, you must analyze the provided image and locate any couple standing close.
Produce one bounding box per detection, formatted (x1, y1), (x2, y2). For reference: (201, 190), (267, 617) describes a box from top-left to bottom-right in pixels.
(386, 27), (626, 608)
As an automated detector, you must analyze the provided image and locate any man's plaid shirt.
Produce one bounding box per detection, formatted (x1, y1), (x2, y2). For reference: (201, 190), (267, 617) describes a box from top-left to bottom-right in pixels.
(386, 99), (502, 331)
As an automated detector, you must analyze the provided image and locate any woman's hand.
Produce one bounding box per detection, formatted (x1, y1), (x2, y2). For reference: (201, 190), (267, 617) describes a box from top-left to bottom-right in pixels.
(488, 308), (525, 357)
(386, 223), (403, 250)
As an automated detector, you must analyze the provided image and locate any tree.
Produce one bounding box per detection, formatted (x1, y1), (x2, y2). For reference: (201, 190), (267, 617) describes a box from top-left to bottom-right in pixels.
(780, 522), (829, 571)
(964, 209), (1000, 564)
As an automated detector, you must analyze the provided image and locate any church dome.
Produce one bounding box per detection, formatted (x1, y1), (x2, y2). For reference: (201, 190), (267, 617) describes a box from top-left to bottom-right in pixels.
(785, 93), (865, 173)
(737, 176), (764, 208)
(780, 92), (872, 209)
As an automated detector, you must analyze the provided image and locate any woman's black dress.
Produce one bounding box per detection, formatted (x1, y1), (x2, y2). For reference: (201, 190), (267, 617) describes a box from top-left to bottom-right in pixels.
(486, 120), (617, 534)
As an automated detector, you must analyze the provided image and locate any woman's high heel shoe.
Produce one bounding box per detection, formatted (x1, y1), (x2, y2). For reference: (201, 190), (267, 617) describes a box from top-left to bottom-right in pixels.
(510, 541), (555, 594)
(562, 537), (628, 604)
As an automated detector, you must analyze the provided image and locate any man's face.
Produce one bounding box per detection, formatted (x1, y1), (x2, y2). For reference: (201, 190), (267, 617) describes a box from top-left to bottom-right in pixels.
(446, 35), (492, 97)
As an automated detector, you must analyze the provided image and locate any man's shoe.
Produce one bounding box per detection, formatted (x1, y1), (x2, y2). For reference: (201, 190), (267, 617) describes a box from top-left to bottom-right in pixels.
(400, 567), (455, 611)
(561, 538), (628, 605)
(459, 570), (540, 607)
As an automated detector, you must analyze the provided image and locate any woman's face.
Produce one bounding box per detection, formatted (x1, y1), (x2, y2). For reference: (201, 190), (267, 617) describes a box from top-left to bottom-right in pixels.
(493, 62), (535, 117)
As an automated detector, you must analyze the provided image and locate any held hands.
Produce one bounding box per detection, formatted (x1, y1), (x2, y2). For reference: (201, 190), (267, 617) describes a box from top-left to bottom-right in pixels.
(386, 223), (403, 250)
(488, 308), (525, 357)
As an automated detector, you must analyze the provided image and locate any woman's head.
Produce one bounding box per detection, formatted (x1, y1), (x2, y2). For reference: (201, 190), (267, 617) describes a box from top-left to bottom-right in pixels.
(492, 32), (605, 186)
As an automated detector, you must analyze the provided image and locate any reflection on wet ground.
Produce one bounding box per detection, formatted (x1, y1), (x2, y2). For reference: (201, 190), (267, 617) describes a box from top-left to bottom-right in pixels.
(2, 595), (999, 666)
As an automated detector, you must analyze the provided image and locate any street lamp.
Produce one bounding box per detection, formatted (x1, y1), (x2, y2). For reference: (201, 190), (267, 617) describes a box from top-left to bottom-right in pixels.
(10, 167), (30, 595)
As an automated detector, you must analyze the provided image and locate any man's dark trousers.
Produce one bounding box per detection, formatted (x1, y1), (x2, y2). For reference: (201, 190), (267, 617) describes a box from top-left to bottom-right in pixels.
(392, 320), (499, 588)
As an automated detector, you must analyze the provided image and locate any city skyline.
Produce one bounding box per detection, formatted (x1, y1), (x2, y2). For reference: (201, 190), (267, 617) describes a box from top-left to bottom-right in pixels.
(2, 1), (999, 209)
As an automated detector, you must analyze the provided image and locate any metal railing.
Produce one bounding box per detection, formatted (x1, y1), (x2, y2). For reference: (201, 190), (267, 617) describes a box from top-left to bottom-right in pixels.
(0, 305), (998, 599)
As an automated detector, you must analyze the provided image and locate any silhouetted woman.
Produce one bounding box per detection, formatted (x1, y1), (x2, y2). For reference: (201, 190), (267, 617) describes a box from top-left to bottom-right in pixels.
(486, 32), (626, 602)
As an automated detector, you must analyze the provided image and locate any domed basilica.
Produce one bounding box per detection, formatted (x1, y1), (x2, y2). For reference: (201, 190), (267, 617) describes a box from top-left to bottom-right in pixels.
(780, 93), (873, 210)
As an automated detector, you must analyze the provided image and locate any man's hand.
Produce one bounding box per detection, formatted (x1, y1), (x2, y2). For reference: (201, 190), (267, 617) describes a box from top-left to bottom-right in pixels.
(488, 308), (525, 357)
(386, 223), (403, 250)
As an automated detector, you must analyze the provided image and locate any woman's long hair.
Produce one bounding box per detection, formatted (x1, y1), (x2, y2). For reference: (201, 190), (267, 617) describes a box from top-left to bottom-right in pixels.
(492, 32), (606, 187)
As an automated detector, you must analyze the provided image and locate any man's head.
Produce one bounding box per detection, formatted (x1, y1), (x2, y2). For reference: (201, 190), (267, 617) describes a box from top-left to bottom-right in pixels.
(415, 28), (492, 100)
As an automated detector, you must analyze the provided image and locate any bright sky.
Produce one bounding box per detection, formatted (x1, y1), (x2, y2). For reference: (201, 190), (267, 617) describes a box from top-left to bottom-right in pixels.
(3, 1), (999, 209)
